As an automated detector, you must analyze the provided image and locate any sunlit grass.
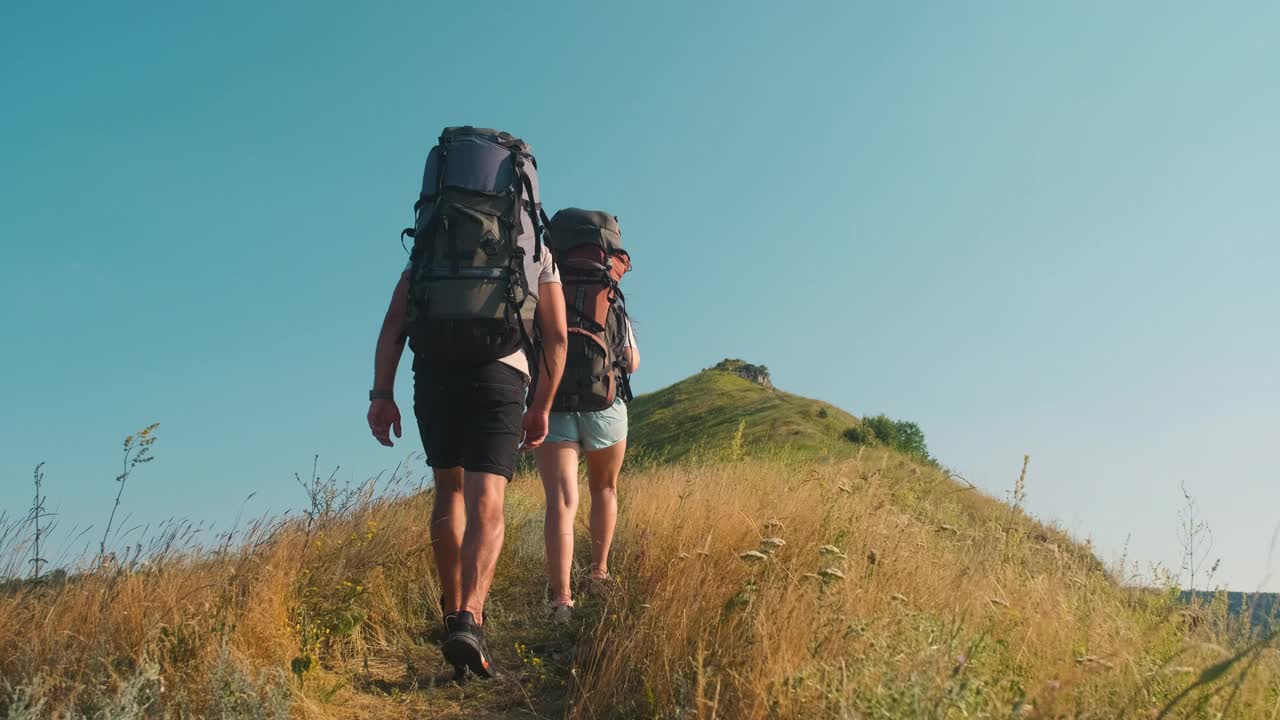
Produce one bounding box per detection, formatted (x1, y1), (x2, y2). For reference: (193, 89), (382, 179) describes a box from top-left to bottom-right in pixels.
(3, 445), (1278, 718)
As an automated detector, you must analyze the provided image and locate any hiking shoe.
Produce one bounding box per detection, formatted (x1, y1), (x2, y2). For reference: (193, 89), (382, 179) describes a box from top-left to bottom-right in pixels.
(441, 611), (498, 679)
(550, 602), (574, 625)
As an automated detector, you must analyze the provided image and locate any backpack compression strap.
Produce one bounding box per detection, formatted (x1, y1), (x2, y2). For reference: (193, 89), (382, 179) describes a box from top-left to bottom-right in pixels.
(540, 207), (556, 273)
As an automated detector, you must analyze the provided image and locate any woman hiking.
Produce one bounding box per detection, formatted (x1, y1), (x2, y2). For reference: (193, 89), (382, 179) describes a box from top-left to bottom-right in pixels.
(533, 208), (637, 622)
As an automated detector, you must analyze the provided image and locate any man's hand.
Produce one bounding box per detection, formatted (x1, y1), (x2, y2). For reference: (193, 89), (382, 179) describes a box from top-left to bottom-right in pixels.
(519, 407), (550, 452)
(368, 399), (402, 447)
(368, 271), (408, 447)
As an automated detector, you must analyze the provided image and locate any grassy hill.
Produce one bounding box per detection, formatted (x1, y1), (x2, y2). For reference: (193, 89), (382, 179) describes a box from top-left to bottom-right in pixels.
(3, 365), (1279, 718)
(629, 362), (863, 463)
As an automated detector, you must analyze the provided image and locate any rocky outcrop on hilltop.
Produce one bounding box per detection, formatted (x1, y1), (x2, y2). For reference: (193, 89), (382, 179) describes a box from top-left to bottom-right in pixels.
(711, 358), (774, 390)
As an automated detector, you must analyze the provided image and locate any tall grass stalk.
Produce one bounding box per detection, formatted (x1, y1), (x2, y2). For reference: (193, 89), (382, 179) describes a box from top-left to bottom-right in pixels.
(29, 463), (48, 579)
(99, 423), (159, 566)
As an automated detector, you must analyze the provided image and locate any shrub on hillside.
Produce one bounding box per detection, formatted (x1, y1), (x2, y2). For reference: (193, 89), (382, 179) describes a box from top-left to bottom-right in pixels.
(841, 425), (870, 444)
(843, 415), (931, 461)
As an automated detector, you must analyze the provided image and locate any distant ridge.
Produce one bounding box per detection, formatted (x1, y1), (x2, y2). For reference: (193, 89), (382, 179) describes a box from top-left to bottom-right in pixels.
(628, 359), (860, 462)
(1180, 590), (1279, 632)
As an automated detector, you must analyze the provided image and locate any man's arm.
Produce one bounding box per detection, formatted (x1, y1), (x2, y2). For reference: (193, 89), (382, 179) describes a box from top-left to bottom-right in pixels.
(519, 282), (567, 450)
(367, 271), (408, 447)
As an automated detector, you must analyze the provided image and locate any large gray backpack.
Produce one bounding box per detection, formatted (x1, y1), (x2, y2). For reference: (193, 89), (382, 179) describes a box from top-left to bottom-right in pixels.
(401, 126), (546, 366)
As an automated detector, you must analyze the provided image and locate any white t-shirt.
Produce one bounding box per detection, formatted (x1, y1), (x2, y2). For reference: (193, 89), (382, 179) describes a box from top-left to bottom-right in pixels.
(504, 247), (560, 379)
(404, 245), (560, 381)
(620, 317), (638, 351)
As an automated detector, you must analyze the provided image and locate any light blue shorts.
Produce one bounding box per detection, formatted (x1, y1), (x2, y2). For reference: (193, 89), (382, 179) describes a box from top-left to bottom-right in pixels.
(545, 398), (629, 451)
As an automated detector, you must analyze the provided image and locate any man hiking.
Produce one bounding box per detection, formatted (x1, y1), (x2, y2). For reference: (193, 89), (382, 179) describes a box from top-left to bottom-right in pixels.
(366, 126), (568, 679)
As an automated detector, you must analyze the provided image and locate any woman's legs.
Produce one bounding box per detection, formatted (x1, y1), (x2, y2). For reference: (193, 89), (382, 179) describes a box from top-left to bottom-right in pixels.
(535, 442), (580, 605)
(585, 439), (626, 578)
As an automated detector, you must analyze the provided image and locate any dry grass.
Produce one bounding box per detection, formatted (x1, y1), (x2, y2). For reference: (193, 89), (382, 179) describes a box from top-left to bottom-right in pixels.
(3, 450), (1278, 718)
(572, 453), (1280, 718)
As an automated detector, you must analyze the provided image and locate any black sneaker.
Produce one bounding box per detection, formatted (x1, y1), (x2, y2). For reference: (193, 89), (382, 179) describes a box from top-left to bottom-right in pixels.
(440, 609), (482, 637)
(441, 611), (498, 679)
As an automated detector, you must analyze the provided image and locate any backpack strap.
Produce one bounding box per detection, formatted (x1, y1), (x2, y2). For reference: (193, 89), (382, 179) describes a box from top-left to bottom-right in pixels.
(411, 132), (447, 250)
(565, 307), (606, 334)
(618, 368), (634, 404)
(516, 162), (544, 262)
(490, 165), (538, 374)
(611, 292), (634, 403)
(404, 129), (450, 252)
(435, 131), (449, 196)
(537, 206), (556, 273)
(400, 192), (430, 252)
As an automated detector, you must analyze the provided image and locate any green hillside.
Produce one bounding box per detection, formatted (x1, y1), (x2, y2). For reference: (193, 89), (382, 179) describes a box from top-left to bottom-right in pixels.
(8, 361), (1280, 718)
(628, 360), (864, 462)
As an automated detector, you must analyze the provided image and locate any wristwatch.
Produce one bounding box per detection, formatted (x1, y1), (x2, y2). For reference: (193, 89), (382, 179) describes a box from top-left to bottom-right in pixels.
(369, 389), (394, 401)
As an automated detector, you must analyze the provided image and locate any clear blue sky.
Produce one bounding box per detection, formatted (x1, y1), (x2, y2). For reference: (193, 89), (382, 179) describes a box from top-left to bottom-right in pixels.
(2, 2), (1277, 589)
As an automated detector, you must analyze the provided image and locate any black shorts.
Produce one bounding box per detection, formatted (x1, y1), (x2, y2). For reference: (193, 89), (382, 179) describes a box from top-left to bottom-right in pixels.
(413, 359), (528, 479)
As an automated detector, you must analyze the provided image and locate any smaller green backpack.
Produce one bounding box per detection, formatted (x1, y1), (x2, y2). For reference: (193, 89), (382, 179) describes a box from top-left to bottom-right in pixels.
(544, 208), (633, 412)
